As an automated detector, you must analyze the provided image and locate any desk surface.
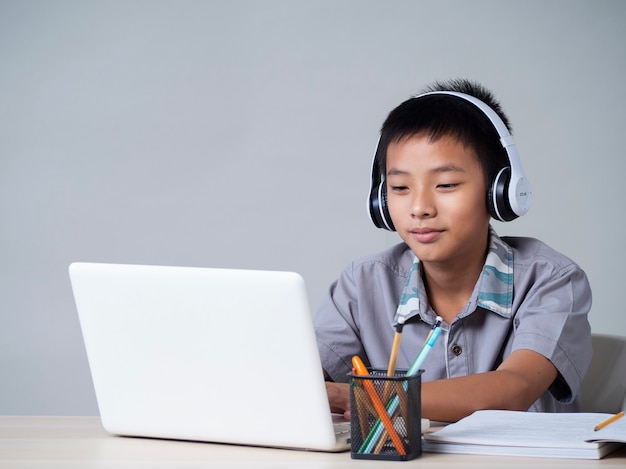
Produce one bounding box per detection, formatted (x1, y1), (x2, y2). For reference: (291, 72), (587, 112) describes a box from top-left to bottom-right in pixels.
(1, 416), (625, 468)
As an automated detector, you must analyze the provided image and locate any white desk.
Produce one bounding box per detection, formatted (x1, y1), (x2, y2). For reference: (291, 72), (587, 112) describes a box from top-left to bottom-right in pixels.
(1, 416), (625, 468)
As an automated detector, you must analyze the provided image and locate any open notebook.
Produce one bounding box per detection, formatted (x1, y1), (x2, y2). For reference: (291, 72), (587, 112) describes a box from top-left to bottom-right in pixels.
(423, 410), (626, 459)
(69, 262), (350, 451)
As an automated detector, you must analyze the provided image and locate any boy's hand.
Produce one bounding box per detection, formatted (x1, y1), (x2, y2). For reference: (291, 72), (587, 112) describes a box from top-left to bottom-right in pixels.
(325, 382), (351, 420)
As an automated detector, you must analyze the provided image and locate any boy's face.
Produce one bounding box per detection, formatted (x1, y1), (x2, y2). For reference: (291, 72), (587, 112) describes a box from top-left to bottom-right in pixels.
(386, 133), (491, 268)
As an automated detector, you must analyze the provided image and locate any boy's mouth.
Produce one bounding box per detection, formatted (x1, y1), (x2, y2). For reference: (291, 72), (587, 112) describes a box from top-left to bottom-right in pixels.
(410, 228), (442, 243)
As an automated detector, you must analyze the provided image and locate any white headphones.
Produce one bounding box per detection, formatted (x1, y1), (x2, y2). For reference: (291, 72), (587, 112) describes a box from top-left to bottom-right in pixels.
(368, 91), (532, 230)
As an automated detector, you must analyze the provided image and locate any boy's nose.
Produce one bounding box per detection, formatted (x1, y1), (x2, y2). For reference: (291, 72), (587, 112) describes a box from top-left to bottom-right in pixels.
(410, 191), (435, 218)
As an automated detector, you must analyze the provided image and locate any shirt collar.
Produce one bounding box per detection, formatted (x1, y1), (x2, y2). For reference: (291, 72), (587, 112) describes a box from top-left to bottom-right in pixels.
(393, 227), (513, 325)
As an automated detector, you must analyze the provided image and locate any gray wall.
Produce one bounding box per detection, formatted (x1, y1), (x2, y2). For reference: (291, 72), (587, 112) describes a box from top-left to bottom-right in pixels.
(1, 0), (624, 415)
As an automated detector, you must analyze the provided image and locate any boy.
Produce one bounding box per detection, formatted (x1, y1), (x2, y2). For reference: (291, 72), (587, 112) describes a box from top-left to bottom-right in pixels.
(314, 79), (592, 423)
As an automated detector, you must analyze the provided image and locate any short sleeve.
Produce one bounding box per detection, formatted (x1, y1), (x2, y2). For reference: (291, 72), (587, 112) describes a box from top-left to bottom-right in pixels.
(314, 265), (365, 382)
(511, 254), (592, 404)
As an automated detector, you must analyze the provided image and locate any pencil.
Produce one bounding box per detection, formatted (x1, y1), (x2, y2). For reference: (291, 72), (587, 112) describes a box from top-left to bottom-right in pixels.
(351, 380), (370, 442)
(594, 411), (624, 431)
(386, 317), (405, 377)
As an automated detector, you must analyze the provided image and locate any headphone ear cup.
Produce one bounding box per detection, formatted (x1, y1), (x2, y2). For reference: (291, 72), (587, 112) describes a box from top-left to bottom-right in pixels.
(369, 181), (395, 231)
(379, 183), (395, 231)
(369, 183), (382, 228)
(488, 167), (518, 222)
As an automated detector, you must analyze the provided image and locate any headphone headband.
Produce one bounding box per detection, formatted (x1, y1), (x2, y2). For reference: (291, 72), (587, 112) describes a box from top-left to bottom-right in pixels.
(368, 90), (532, 229)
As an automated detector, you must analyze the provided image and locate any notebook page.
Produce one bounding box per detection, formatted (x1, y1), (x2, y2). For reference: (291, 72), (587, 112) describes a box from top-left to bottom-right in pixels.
(424, 410), (616, 449)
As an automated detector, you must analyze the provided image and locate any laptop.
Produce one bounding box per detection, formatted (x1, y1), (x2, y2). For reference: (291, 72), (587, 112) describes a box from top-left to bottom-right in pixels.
(69, 262), (350, 452)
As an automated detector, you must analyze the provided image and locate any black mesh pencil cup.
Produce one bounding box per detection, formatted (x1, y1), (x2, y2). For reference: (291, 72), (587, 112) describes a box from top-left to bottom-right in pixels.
(349, 369), (422, 461)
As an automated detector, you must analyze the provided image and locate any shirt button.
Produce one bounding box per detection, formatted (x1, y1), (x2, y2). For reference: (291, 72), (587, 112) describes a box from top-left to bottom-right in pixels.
(451, 344), (462, 356)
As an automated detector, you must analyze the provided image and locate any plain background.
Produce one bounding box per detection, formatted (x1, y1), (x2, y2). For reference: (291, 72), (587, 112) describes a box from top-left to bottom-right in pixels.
(1, 0), (624, 416)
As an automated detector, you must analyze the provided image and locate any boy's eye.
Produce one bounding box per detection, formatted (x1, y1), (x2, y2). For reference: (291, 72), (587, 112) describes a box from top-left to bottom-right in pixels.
(390, 185), (409, 192)
(437, 183), (459, 189)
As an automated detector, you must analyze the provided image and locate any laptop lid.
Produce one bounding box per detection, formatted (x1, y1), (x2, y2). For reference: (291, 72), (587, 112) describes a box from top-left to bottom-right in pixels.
(69, 262), (349, 451)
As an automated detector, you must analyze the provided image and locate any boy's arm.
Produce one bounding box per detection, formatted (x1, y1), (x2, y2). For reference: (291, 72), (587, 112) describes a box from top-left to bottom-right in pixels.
(324, 349), (557, 422)
(421, 348), (557, 422)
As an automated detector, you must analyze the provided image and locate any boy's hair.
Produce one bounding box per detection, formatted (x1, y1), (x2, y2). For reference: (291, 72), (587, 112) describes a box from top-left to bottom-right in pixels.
(376, 79), (511, 189)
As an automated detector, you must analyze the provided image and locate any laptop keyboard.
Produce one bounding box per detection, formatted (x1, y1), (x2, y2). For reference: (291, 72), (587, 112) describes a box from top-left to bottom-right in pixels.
(333, 421), (351, 435)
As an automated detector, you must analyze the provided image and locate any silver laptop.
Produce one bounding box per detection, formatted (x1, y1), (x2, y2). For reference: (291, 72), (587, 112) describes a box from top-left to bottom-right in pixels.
(69, 262), (350, 451)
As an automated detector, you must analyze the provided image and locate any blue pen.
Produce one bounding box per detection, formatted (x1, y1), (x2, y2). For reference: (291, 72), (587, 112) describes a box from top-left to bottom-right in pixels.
(358, 323), (443, 454)
(407, 317), (442, 376)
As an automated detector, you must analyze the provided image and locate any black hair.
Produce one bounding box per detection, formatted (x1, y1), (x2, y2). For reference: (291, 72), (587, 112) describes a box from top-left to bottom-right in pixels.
(376, 79), (511, 188)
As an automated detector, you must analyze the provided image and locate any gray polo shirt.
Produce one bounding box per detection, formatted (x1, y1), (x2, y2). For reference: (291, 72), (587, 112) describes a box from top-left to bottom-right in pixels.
(314, 229), (592, 412)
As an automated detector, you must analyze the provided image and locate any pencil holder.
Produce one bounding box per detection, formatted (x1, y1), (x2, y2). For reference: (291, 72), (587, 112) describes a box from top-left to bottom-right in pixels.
(349, 369), (422, 461)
